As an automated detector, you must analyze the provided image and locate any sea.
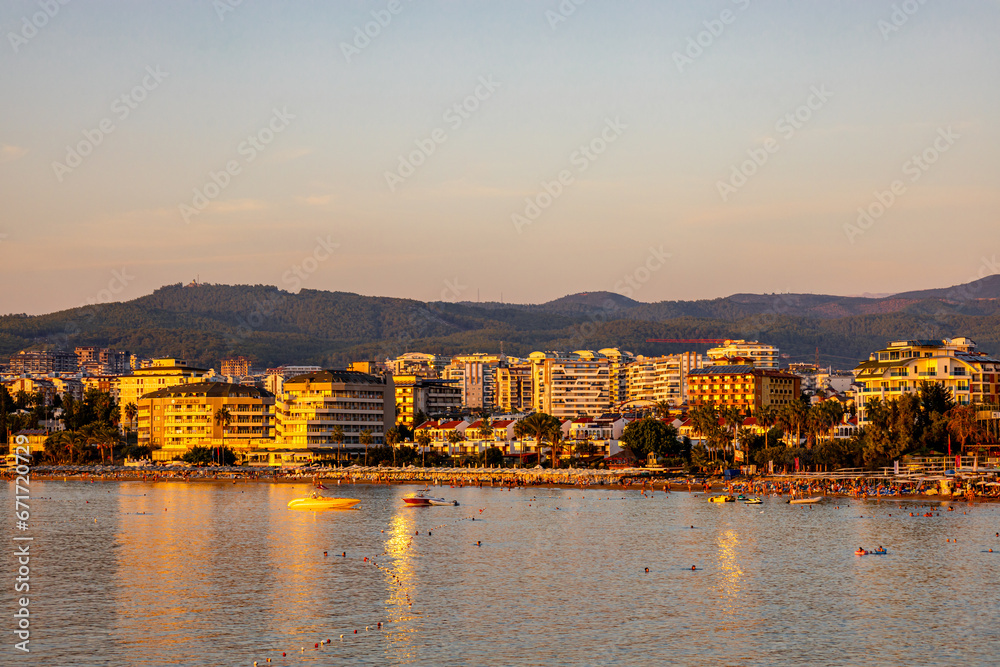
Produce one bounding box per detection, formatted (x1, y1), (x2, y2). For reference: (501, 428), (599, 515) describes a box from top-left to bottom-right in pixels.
(2, 479), (999, 666)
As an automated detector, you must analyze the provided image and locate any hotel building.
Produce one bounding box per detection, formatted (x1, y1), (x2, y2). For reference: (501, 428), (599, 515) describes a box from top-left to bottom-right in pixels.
(275, 370), (394, 448)
(138, 381), (274, 460)
(706, 340), (779, 369)
(528, 350), (611, 419)
(117, 358), (214, 410)
(441, 353), (504, 409)
(625, 352), (703, 408)
(687, 365), (801, 412)
(853, 338), (1000, 424)
(494, 361), (533, 413)
(393, 375), (462, 425)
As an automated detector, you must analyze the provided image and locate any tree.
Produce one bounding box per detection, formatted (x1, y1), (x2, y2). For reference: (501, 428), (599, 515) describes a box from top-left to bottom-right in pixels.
(123, 402), (138, 434)
(620, 417), (682, 461)
(360, 429), (373, 466)
(653, 400), (672, 419)
(485, 446), (503, 467)
(416, 430), (432, 467)
(515, 413), (561, 467)
(544, 420), (565, 469)
(756, 405), (776, 450)
(214, 406), (232, 466)
(385, 426), (402, 467)
(946, 404), (982, 453)
(332, 425), (345, 467)
(447, 429), (464, 463)
(82, 423), (119, 464)
(477, 418), (494, 466)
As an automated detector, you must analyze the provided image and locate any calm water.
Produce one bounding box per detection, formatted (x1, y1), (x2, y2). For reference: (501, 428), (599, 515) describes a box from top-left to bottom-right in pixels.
(2, 479), (999, 666)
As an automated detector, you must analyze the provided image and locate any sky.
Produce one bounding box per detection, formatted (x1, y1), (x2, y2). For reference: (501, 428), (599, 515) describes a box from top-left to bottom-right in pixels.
(1, 0), (998, 314)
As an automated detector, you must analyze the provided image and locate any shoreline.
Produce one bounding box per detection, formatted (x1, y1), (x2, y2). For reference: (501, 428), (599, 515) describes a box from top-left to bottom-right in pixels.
(13, 466), (998, 501)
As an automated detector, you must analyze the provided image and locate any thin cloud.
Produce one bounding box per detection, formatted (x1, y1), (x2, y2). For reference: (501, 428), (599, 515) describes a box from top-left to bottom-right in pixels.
(0, 145), (28, 163)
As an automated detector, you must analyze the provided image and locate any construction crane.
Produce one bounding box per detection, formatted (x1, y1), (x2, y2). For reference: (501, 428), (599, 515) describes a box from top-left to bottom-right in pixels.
(644, 338), (728, 344)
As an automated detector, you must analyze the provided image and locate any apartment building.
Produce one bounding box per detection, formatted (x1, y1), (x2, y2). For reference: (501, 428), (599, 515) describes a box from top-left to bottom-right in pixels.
(393, 375), (462, 425)
(390, 353), (442, 379)
(275, 370), (394, 448)
(600, 348), (635, 407)
(625, 352), (702, 408)
(221, 355), (253, 377)
(687, 364), (801, 412)
(138, 381), (274, 460)
(117, 358), (214, 410)
(529, 350), (612, 419)
(853, 338), (1000, 424)
(441, 353), (504, 409)
(494, 361), (533, 413)
(75, 346), (129, 375)
(8, 350), (78, 374)
(706, 340), (779, 369)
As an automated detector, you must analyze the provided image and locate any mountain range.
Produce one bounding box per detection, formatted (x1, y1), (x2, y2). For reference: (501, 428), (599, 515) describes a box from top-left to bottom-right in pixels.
(3, 275), (1000, 371)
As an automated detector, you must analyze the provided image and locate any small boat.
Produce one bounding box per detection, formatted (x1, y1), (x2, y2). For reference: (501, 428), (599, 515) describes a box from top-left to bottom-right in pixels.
(708, 495), (736, 503)
(403, 488), (459, 507)
(871, 549), (887, 555)
(787, 497), (822, 504)
(288, 494), (360, 510)
(744, 497), (763, 505)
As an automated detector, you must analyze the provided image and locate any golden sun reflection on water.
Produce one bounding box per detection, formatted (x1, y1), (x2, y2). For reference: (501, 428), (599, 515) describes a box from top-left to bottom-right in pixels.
(716, 528), (744, 617)
(382, 508), (419, 660)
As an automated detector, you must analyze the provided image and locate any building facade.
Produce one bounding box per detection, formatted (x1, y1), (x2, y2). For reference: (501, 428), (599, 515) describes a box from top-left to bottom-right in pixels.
(706, 340), (779, 369)
(687, 365), (801, 412)
(8, 350), (78, 374)
(393, 375), (462, 425)
(493, 362), (533, 413)
(529, 350), (612, 419)
(275, 370), (394, 448)
(117, 358), (214, 410)
(625, 352), (703, 408)
(221, 355), (253, 377)
(441, 353), (504, 409)
(138, 381), (274, 460)
(853, 338), (1000, 423)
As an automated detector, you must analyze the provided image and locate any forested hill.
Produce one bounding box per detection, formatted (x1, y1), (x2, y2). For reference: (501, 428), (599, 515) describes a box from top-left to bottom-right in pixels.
(2, 280), (999, 371)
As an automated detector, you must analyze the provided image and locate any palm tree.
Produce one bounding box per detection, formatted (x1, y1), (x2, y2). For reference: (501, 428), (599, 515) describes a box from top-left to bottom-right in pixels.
(385, 426), (402, 467)
(360, 429), (373, 466)
(757, 404), (776, 450)
(477, 418), (494, 467)
(416, 430), (432, 467)
(123, 402), (138, 435)
(214, 406), (232, 466)
(653, 400), (672, 419)
(447, 429), (464, 464)
(516, 412), (560, 467)
(545, 420), (565, 469)
(332, 424), (345, 467)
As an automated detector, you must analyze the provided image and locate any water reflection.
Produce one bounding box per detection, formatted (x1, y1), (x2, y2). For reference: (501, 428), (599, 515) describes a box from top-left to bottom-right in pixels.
(382, 508), (419, 661)
(716, 528), (744, 618)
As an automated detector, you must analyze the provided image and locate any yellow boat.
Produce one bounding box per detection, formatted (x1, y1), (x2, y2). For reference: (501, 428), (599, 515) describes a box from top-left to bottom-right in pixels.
(708, 495), (736, 503)
(288, 495), (360, 510)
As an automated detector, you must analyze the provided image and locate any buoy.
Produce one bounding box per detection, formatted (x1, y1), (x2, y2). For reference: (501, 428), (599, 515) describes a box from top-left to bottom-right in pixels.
(340, 634), (344, 640)
(644, 567), (649, 573)
(354, 629), (357, 634)
(315, 643), (319, 648)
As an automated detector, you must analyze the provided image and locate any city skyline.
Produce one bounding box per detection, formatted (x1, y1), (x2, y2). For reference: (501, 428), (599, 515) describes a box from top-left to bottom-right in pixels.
(2, 1), (999, 315)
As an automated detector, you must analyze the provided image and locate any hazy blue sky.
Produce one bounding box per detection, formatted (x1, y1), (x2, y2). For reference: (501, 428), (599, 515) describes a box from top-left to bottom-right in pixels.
(2, 0), (998, 314)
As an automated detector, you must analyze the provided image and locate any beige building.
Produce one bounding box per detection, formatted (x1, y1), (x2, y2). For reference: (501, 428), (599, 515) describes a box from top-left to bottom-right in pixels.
(441, 353), (504, 409)
(117, 358), (214, 410)
(494, 361), (533, 413)
(138, 381), (275, 460)
(687, 365), (801, 412)
(854, 337), (1000, 424)
(706, 340), (779, 369)
(393, 375), (461, 425)
(390, 353), (442, 379)
(625, 352), (702, 408)
(599, 348), (635, 407)
(275, 370), (394, 448)
(529, 350), (611, 419)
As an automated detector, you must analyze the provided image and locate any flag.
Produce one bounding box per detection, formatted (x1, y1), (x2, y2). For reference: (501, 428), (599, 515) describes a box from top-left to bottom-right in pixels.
(794, 457), (800, 472)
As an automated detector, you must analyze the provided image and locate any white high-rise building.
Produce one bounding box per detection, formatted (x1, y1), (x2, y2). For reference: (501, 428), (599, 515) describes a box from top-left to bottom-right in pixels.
(706, 340), (779, 369)
(528, 350), (611, 419)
